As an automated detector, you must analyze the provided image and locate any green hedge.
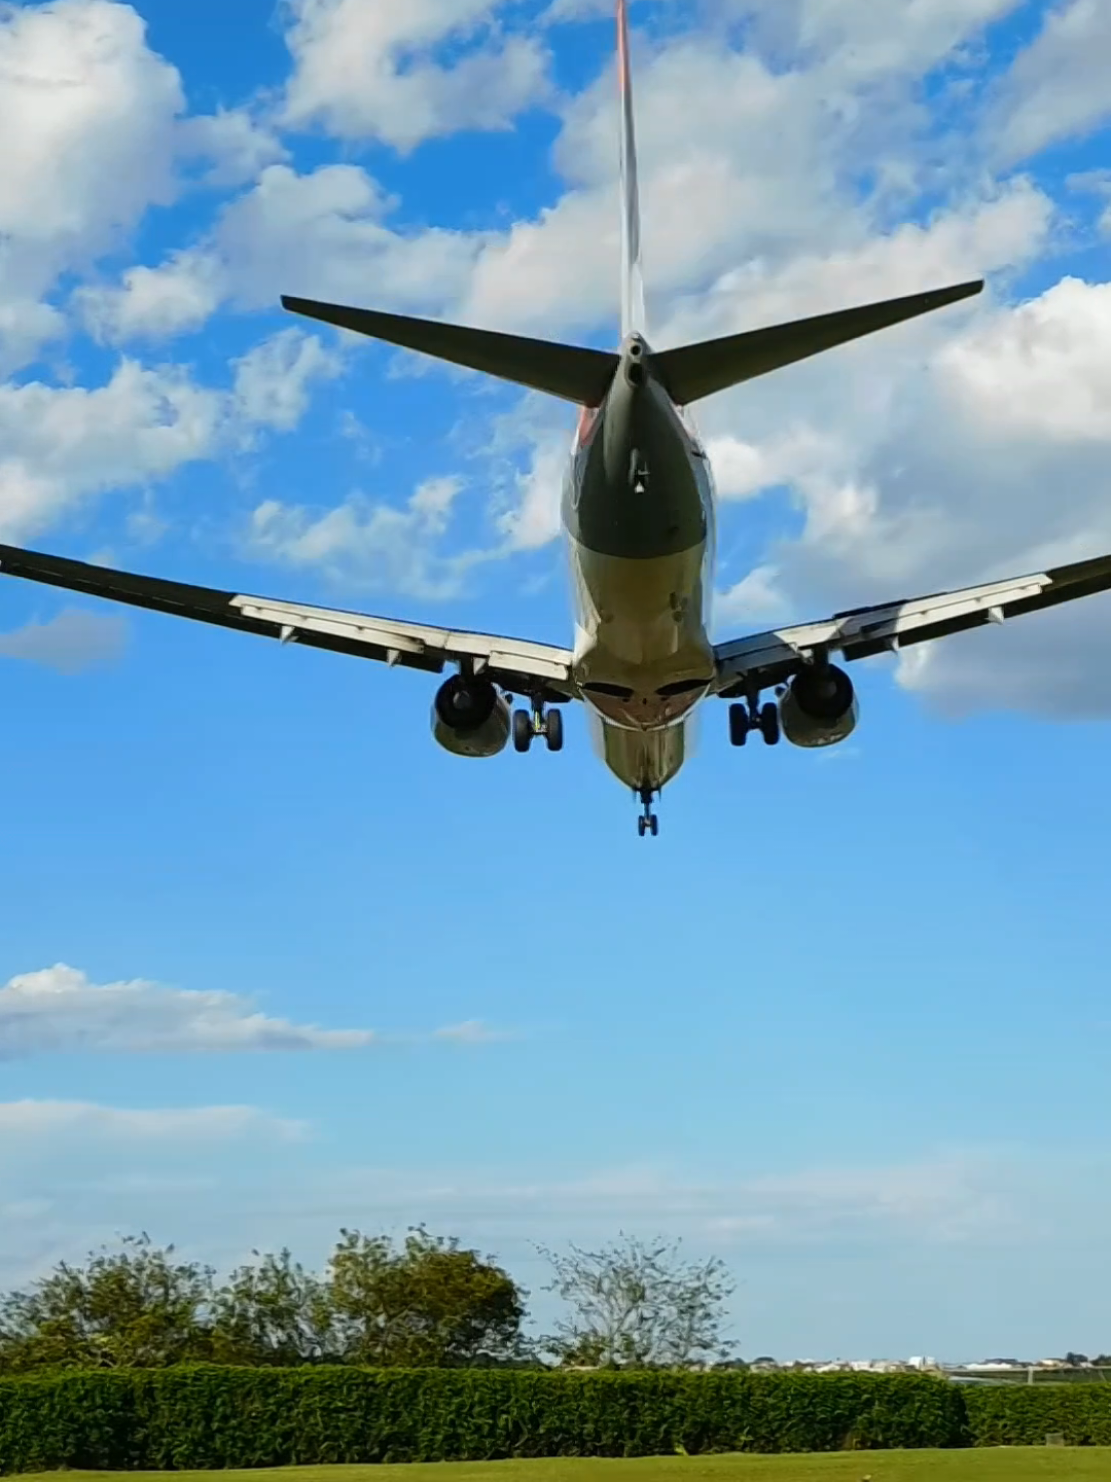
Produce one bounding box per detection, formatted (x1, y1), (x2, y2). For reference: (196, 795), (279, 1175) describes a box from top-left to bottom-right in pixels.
(0, 1368), (1107, 1473)
(964, 1383), (1111, 1447)
(0, 1368), (966, 1471)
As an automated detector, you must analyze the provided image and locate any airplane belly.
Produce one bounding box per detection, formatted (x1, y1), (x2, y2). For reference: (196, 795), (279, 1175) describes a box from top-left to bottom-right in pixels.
(569, 537), (714, 732)
(593, 710), (692, 792)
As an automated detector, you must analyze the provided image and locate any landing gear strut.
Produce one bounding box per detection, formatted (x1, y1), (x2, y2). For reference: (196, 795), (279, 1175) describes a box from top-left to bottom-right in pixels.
(512, 697), (563, 753)
(728, 687), (780, 747)
(636, 785), (659, 837)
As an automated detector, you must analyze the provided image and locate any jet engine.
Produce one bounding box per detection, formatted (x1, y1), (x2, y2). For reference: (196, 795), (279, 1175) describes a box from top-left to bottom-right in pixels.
(431, 675), (511, 758)
(779, 663), (858, 748)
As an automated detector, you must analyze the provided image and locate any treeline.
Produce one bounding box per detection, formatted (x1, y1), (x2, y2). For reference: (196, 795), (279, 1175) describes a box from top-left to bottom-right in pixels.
(0, 1229), (734, 1374)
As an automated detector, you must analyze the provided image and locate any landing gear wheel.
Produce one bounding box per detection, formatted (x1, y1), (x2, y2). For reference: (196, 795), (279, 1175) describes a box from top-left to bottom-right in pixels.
(512, 709), (532, 753)
(636, 785), (659, 837)
(545, 708), (564, 752)
(759, 701), (780, 746)
(728, 703), (749, 747)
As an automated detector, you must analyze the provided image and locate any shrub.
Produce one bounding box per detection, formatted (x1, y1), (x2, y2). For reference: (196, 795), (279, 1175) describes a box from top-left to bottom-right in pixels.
(0, 1367), (965, 1472)
(964, 1382), (1111, 1447)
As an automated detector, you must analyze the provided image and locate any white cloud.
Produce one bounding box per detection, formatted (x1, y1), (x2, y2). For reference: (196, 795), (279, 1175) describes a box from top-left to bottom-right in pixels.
(281, 0), (551, 151)
(0, 328), (347, 541)
(0, 609), (126, 674)
(990, 0), (1111, 163)
(0, 1099), (305, 1142)
(90, 162), (486, 341)
(76, 251), (224, 343)
(0, 0), (190, 373)
(249, 474), (491, 598)
(714, 565), (791, 628)
(937, 276), (1111, 442)
(176, 106), (289, 189)
(0, 963), (378, 1056)
(0, 359), (223, 539)
(0, 0), (181, 253)
(231, 328), (344, 434)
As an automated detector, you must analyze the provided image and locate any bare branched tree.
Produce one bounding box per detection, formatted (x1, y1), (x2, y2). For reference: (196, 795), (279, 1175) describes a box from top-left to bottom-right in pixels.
(537, 1232), (735, 1369)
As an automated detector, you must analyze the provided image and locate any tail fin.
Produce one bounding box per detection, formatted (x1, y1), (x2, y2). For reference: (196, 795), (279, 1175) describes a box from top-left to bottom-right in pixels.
(616, 0), (646, 340)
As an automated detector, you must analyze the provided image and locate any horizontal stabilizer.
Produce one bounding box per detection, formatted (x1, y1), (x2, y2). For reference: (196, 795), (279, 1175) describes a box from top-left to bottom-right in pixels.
(652, 279), (983, 405)
(281, 295), (619, 407)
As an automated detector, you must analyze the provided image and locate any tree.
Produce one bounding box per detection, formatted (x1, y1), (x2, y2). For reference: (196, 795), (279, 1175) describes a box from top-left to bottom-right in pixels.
(325, 1225), (528, 1367)
(210, 1248), (334, 1365)
(0, 1234), (213, 1371)
(538, 1233), (735, 1369)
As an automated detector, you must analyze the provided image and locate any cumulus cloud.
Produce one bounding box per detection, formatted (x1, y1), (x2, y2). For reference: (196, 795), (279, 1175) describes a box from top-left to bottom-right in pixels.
(936, 276), (1111, 442)
(76, 251), (225, 344)
(0, 609), (127, 674)
(281, 0), (551, 151)
(990, 0), (1111, 164)
(0, 329), (342, 540)
(231, 327), (344, 433)
(249, 474), (494, 598)
(0, 963), (378, 1056)
(0, 964), (523, 1058)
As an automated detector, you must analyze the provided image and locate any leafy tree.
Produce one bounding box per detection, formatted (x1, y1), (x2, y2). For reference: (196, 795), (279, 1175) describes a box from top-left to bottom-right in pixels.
(0, 1234), (213, 1371)
(210, 1248), (334, 1365)
(538, 1232), (735, 1369)
(325, 1225), (529, 1367)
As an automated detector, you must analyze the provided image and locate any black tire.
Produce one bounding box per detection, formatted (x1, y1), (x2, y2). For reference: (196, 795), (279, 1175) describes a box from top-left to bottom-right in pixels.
(649, 814), (659, 836)
(545, 708), (564, 752)
(637, 816), (647, 837)
(760, 701), (780, 746)
(512, 709), (533, 753)
(728, 703), (749, 747)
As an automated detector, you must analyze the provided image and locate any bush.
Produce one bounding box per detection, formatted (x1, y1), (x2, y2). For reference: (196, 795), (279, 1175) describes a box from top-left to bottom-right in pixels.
(964, 1382), (1111, 1447)
(0, 1368), (966, 1472)
(1, 1367), (1108, 1474)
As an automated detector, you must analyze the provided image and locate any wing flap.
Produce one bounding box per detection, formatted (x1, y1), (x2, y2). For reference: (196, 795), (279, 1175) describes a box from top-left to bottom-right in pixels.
(0, 543), (576, 699)
(714, 554), (1111, 694)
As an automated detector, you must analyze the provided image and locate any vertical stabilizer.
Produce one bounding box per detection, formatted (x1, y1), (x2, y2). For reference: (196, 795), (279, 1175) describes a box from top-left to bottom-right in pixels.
(616, 0), (647, 340)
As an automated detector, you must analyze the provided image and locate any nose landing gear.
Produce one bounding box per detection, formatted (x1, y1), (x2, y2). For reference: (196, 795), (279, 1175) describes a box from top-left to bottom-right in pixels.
(636, 785), (659, 837)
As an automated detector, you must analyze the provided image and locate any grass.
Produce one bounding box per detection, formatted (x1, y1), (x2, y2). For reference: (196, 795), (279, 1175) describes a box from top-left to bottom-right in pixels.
(15, 1454), (1111, 1482)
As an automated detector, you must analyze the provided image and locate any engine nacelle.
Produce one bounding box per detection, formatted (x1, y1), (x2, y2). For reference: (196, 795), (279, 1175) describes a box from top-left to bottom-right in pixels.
(431, 676), (510, 758)
(779, 663), (858, 748)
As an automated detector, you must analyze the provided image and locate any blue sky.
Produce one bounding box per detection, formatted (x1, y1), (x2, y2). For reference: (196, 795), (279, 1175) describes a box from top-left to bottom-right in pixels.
(1, 0), (1110, 1365)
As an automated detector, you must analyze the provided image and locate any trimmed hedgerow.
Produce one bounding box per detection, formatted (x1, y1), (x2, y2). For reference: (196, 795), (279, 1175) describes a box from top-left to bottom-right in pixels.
(0, 1367), (967, 1472)
(964, 1381), (1111, 1447)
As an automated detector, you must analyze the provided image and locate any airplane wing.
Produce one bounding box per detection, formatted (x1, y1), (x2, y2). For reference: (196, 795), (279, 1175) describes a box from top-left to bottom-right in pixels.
(0, 543), (577, 702)
(713, 552), (1111, 695)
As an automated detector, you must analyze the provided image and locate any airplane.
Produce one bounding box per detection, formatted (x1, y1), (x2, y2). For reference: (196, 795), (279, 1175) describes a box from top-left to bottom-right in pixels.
(3, 1), (1111, 837)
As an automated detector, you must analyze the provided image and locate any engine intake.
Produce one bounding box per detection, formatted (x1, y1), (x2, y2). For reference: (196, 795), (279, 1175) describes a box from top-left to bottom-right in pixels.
(779, 663), (858, 748)
(431, 676), (510, 758)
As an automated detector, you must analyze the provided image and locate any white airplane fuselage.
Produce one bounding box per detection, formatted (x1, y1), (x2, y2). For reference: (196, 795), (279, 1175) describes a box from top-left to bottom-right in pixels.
(562, 334), (717, 795)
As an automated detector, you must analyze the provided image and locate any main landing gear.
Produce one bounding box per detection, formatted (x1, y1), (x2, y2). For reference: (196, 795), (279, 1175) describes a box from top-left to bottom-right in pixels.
(728, 691), (780, 747)
(636, 785), (659, 838)
(512, 697), (563, 753)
